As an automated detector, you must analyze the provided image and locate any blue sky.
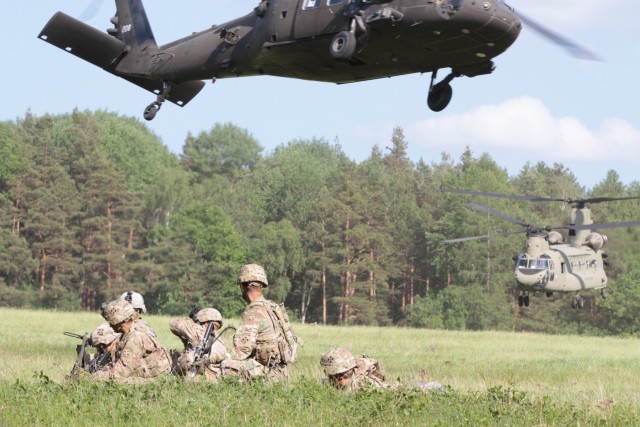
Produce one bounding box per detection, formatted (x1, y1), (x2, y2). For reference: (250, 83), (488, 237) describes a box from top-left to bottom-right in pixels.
(4, 0), (639, 189)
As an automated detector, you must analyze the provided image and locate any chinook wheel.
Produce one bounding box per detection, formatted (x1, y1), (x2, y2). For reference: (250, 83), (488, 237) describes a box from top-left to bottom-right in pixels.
(330, 31), (356, 60)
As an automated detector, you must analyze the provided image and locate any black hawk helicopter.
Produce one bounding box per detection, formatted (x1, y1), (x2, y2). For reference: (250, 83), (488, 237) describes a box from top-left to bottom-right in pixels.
(443, 189), (640, 309)
(38, 0), (597, 121)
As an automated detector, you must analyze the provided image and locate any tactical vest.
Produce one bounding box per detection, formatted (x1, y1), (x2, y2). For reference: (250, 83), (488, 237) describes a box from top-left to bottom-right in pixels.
(248, 299), (299, 365)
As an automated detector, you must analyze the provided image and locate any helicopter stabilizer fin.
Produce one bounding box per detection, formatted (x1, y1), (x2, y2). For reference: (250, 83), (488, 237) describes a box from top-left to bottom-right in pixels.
(38, 12), (204, 107)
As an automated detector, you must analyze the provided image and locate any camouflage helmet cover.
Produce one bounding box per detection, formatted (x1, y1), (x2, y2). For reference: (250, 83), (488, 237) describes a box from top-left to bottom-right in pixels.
(90, 322), (121, 346)
(120, 291), (147, 313)
(320, 348), (356, 376)
(237, 264), (268, 287)
(194, 308), (223, 325)
(101, 300), (135, 325)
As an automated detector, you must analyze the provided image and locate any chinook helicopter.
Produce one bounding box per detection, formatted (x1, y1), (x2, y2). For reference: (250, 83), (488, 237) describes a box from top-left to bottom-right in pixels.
(443, 189), (640, 309)
(37, 0), (597, 121)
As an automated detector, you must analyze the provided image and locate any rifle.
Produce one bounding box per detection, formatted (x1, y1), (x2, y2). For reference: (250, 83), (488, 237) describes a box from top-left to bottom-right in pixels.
(86, 349), (112, 373)
(187, 322), (214, 377)
(64, 331), (90, 379)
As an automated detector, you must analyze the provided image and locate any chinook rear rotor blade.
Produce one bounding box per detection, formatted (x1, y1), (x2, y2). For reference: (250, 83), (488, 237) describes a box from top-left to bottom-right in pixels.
(442, 229), (526, 244)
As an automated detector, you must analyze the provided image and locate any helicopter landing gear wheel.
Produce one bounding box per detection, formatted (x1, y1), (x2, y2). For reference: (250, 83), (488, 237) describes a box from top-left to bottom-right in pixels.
(427, 69), (460, 112)
(143, 102), (160, 121)
(142, 81), (174, 121)
(517, 294), (529, 307)
(571, 296), (584, 309)
(427, 82), (453, 112)
(330, 31), (356, 60)
(546, 292), (553, 297)
(601, 288), (608, 299)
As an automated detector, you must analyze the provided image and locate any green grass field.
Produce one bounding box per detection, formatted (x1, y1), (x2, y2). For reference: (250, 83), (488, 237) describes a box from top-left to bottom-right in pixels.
(1, 308), (639, 426)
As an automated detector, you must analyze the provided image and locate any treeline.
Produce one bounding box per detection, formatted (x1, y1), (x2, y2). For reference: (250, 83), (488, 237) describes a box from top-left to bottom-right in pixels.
(2, 110), (640, 335)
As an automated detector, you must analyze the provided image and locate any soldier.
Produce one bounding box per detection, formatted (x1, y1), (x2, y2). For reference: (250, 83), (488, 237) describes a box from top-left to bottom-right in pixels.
(93, 300), (171, 383)
(320, 348), (389, 391)
(88, 322), (121, 371)
(220, 264), (299, 383)
(120, 290), (158, 337)
(169, 307), (230, 381)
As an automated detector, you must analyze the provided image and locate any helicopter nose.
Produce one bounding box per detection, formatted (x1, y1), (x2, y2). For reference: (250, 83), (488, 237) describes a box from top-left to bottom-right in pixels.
(515, 268), (548, 288)
(434, 0), (522, 60)
(471, 0), (521, 45)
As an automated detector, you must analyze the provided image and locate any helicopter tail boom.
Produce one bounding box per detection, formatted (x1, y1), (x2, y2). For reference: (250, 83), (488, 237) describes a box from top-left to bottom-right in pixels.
(38, 12), (205, 107)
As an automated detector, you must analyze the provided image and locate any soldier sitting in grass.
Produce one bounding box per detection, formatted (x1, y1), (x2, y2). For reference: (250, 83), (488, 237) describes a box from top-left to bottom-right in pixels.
(92, 300), (171, 383)
(169, 307), (230, 381)
(88, 322), (121, 369)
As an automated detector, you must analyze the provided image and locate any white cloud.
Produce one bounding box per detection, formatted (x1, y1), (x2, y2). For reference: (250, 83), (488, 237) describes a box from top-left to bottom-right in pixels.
(405, 96), (640, 167)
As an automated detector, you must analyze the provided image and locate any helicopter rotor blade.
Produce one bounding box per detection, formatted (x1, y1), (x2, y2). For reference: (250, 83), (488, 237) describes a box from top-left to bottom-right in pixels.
(568, 220), (640, 231)
(78, 0), (104, 22)
(442, 230), (527, 244)
(517, 12), (602, 62)
(444, 188), (640, 206)
(443, 188), (565, 203)
(577, 196), (640, 204)
(464, 203), (531, 228)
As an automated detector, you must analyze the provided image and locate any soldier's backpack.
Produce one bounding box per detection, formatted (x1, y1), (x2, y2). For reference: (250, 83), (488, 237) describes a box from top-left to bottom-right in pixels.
(250, 300), (301, 364)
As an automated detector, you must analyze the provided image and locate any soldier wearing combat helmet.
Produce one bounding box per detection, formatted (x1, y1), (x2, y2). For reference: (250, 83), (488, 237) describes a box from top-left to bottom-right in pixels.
(93, 300), (171, 382)
(320, 348), (388, 391)
(221, 264), (300, 382)
(169, 307), (230, 380)
(120, 290), (157, 337)
(89, 322), (121, 366)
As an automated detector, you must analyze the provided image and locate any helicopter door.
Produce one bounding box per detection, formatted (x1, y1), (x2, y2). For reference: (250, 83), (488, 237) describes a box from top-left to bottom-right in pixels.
(294, 0), (350, 39)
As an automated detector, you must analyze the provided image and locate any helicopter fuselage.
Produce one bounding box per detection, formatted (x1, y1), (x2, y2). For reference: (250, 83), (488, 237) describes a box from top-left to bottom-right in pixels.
(142, 0), (521, 84)
(38, 0), (522, 118)
(514, 244), (607, 294)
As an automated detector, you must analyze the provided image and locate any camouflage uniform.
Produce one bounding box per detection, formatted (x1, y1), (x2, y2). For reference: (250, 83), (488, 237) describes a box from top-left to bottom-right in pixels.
(221, 264), (298, 383)
(320, 347), (389, 391)
(93, 300), (171, 383)
(169, 309), (230, 381)
(222, 295), (290, 382)
(350, 356), (388, 391)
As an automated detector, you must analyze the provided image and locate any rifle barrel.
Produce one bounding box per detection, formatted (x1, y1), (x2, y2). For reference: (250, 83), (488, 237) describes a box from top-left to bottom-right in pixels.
(64, 332), (87, 340)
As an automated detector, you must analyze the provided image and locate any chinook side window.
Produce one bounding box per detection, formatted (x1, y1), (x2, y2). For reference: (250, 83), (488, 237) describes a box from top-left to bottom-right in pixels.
(327, 0), (345, 4)
(303, 0), (321, 9)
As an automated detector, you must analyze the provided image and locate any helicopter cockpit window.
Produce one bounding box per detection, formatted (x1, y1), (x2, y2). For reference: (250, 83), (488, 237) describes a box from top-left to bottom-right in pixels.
(536, 257), (550, 269)
(435, 0), (465, 20)
(518, 254), (552, 269)
(517, 254), (528, 269)
(303, 0), (321, 9)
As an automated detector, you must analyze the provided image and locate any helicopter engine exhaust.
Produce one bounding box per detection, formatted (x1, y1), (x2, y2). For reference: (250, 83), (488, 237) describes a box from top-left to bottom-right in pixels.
(585, 233), (607, 251)
(547, 231), (563, 245)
